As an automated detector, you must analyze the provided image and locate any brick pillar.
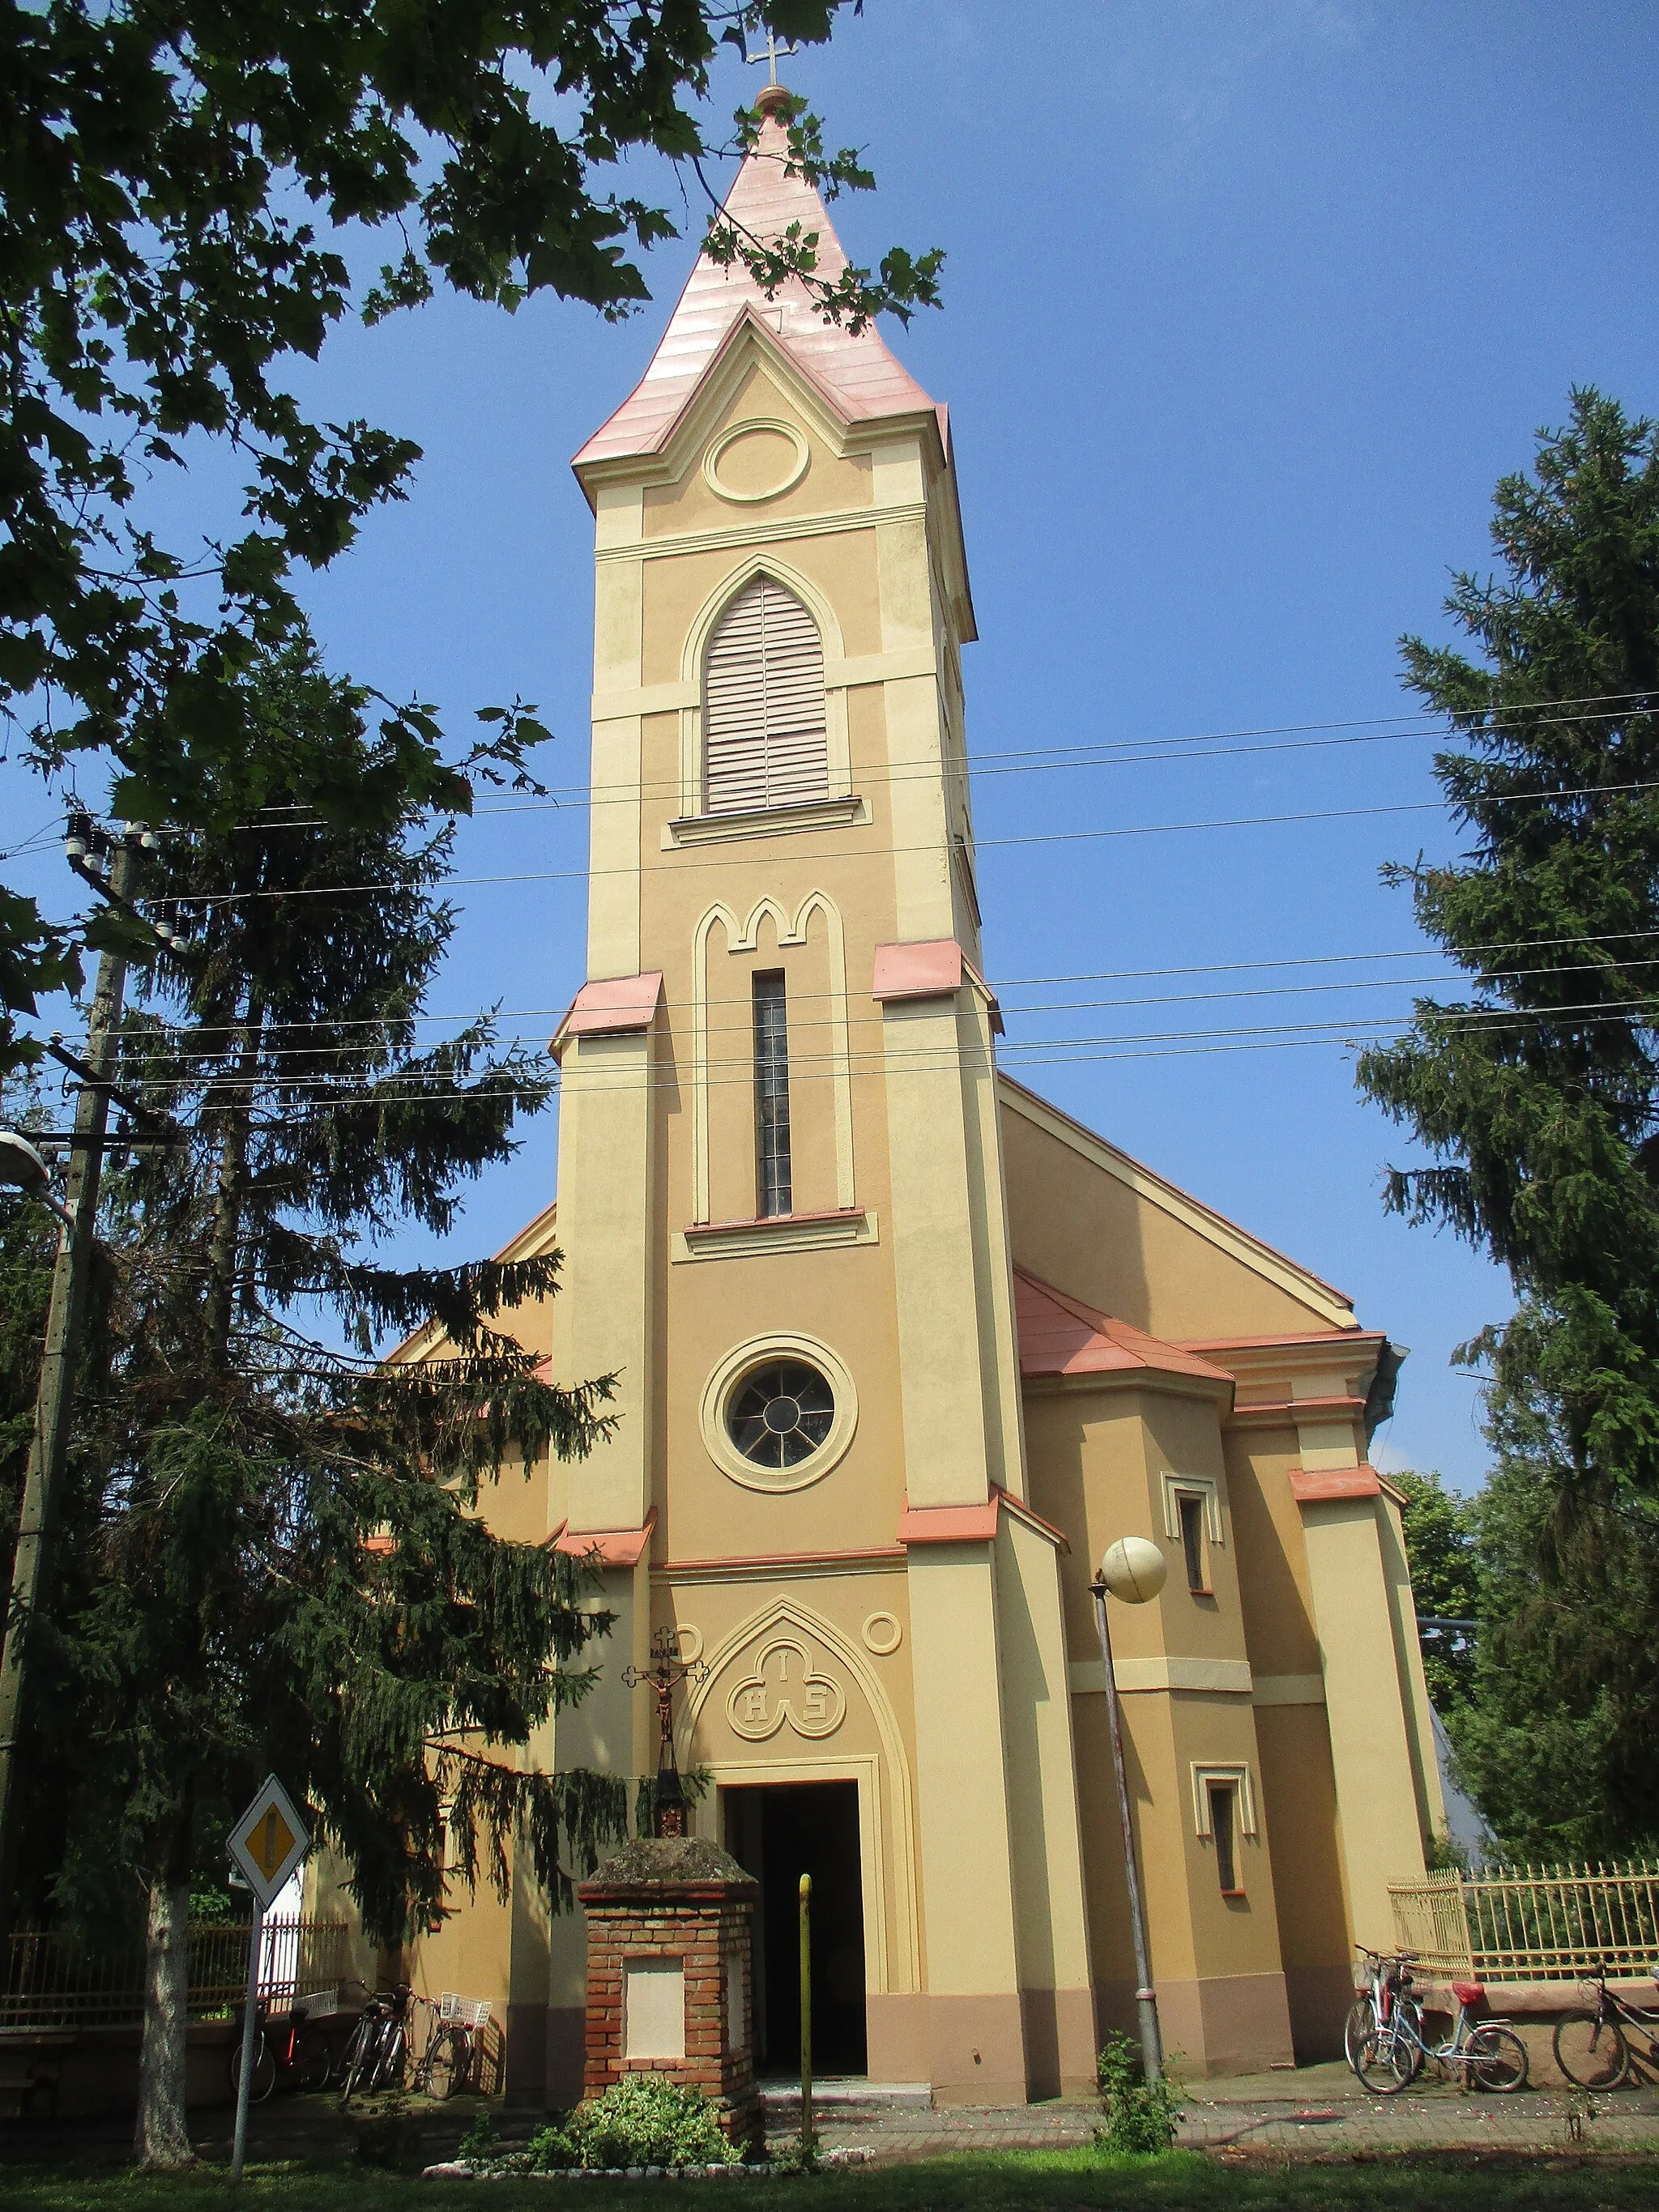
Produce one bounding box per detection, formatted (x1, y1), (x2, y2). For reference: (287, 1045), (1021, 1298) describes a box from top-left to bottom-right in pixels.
(577, 1837), (760, 2150)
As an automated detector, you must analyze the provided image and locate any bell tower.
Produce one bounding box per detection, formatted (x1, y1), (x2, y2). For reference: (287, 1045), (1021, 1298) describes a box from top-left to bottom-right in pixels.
(542, 87), (1095, 2105)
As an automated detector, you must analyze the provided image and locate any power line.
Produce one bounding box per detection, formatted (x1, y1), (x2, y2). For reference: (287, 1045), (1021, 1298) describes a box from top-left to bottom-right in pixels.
(129, 776), (1659, 912)
(128, 692), (1657, 829)
(73, 926), (1659, 1048)
(117, 955), (1659, 1076)
(108, 994), (1659, 1119)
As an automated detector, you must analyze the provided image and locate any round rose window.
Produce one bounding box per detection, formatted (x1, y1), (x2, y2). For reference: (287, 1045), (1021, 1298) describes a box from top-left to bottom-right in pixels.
(727, 1358), (835, 1471)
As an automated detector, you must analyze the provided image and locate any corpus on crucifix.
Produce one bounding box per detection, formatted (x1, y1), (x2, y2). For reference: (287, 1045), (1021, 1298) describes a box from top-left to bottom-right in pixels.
(624, 1630), (710, 1837)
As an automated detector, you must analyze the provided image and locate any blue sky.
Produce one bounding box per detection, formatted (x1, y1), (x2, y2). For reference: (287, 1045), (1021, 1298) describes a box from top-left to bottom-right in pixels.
(6, 1), (1657, 1489)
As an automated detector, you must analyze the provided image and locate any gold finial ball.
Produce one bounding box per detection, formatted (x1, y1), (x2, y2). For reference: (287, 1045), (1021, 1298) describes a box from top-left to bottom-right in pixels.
(755, 81), (793, 120)
(1100, 1536), (1168, 1605)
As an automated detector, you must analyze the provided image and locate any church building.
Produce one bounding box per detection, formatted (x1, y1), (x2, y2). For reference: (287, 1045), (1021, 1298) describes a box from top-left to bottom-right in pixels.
(407, 87), (1444, 2102)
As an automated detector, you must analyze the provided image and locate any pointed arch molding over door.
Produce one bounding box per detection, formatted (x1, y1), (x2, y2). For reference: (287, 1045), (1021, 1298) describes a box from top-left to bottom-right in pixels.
(690, 890), (855, 1226)
(676, 556), (853, 822)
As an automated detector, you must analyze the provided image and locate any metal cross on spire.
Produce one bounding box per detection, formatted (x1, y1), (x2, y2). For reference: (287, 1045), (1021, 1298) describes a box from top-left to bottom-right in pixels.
(744, 22), (797, 85)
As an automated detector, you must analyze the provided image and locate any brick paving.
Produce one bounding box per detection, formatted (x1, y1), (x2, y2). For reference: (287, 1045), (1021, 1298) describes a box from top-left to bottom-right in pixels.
(759, 2063), (1659, 2162)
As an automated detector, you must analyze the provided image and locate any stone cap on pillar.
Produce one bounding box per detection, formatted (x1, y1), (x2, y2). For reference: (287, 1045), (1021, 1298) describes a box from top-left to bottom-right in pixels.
(578, 1835), (758, 1907)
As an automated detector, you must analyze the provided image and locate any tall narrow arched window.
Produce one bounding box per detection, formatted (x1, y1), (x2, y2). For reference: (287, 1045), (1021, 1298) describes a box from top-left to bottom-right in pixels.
(703, 575), (829, 814)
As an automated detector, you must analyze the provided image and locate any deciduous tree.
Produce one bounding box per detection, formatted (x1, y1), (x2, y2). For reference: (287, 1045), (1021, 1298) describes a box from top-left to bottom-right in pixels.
(1, 0), (941, 1070)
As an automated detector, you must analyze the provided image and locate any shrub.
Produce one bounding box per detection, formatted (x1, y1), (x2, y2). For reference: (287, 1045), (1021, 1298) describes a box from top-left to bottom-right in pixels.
(767, 2125), (821, 2175)
(531, 2075), (738, 2171)
(457, 2108), (501, 2165)
(1094, 2032), (1183, 2155)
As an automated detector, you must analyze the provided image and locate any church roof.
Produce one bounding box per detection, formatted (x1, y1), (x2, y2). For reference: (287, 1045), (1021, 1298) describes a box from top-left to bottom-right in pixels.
(574, 94), (941, 471)
(1013, 1267), (1235, 1389)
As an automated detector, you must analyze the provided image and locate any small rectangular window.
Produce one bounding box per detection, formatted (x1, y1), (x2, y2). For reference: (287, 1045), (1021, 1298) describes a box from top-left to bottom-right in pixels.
(1179, 1494), (1208, 1592)
(753, 971), (792, 1218)
(1209, 1783), (1239, 1894)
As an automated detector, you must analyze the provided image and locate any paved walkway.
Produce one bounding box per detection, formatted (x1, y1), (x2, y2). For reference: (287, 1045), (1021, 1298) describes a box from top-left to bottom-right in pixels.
(2, 2065), (1656, 2168)
(761, 2063), (1659, 2161)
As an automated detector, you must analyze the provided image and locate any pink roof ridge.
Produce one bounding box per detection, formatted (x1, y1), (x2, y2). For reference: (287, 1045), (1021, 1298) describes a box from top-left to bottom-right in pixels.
(574, 94), (940, 471)
(1013, 1266), (1235, 1387)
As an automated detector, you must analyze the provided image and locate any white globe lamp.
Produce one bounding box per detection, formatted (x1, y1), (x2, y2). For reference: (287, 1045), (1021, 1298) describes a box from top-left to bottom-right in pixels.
(1099, 1536), (1167, 1605)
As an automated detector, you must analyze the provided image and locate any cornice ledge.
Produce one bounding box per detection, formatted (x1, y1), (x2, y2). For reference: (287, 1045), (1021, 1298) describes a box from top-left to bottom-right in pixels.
(1287, 1464), (1383, 1503)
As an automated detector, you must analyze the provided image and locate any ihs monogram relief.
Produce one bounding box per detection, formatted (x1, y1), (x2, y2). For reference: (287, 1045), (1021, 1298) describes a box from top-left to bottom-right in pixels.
(726, 1637), (846, 1741)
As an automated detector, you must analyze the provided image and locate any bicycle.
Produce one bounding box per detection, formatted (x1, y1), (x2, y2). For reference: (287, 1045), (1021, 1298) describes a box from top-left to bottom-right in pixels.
(1347, 1956), (1528, 2095)
(1554, 1969), (1659, 2088)
(339, 1984), (412, 2104)
(410, 1993), (493, 2099)
(1345, 1948), (1424, 2087)
(227, 1992), (335, 2103)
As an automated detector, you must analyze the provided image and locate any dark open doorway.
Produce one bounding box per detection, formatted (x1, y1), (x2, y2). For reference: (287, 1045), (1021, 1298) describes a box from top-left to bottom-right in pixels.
(723, 1779), (868, 2078)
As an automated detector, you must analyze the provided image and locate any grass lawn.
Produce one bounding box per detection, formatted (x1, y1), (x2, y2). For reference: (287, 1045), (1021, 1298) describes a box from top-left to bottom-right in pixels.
(0, 2152), (1657, 2212)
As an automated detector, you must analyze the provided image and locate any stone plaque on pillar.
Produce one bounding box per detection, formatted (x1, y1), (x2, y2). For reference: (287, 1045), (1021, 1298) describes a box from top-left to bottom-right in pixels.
(578, 1836), (760, 2149)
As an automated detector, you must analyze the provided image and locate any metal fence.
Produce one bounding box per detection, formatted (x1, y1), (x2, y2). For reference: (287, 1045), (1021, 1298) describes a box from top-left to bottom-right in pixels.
(1390, 1863), (1659, 1980)
(0, 1918), (356, 2029)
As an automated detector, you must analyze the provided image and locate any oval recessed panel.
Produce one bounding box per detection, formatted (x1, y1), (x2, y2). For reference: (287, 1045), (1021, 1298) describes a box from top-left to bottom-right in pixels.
(704, 420), (809, 505)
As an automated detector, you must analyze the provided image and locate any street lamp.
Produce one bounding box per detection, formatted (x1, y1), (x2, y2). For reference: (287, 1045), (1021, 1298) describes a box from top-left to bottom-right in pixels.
(1090, 1535), (1169, 2086)
(0, 1132), (74, 1232)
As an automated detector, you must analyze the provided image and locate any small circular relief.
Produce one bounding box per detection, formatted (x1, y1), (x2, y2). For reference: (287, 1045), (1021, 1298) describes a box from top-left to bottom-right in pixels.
(703, 419), (810, 505)
(861, 1611), (902, 1656)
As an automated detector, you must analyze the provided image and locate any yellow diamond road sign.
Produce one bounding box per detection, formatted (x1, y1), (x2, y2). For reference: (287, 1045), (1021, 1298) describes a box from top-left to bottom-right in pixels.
(228, 1775), (310, 1909)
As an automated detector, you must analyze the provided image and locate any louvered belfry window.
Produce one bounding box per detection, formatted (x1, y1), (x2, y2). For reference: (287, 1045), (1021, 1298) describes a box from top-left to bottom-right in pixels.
(703, 575), (829, 814)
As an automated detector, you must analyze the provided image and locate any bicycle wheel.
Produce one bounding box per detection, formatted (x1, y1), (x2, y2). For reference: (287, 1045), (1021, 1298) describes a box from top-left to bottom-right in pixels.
(1343, 1997), (1377, 2075)
(429, 2025), (474, 2099)
(229, 2032), (278, 2103)
(1554, 2011), (1628, 2090)
(339, 2018), (379, 2106)
(371, 2022), (405, 2094)
(1467, 2023), (1529, 2093)
(293, 2026), (332, 2094)
(1349, 2011), (1415, 2094)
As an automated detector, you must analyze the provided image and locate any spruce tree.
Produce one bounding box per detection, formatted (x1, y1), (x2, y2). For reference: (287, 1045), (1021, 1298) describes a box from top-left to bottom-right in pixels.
(35, 643), (630, 2165)
(1358, 388), (1659, 1852)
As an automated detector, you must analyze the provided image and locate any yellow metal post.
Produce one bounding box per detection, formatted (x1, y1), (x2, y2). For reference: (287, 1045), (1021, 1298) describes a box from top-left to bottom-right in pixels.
(798, 1873), (812, 2150)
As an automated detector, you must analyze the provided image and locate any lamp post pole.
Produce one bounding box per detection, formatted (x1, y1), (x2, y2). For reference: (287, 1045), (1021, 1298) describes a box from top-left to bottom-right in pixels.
(1090, 1563), (1164, 2083)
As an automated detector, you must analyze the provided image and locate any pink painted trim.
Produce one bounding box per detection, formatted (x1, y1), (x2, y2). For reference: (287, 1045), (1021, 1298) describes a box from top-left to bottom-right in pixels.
(554, 1508), (657, 1566)
(897, 1495), (999, 1545)
(683, 1207), (865, 1238)
(555, 972), (663, 1043)
(994, 1484), (1069, 1553)
(1288, 1466), (1382, 1502)
(871, 939), (964, 1003)
(1179, 1329), (1384, 1353)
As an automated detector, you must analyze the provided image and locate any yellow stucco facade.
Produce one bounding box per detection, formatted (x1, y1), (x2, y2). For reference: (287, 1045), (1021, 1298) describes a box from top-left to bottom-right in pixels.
(403, 100), (1441, 2101)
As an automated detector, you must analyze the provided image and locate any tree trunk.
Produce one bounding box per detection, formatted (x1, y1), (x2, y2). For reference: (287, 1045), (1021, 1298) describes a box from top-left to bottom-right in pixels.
(133, 1814), (195, 2168)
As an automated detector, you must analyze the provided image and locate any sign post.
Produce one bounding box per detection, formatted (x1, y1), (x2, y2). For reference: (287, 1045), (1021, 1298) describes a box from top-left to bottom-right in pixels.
(225, 1775), (309, 2184)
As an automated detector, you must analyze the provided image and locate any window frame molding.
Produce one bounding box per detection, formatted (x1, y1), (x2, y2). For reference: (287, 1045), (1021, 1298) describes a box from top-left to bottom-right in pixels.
(699, 1332), (859, 1494)
(691, 890), (856, 1226)
(1162, 1472), (1225, 1547)
(1190, 1762), (1257, 1839)
(678, 556), (851, 820)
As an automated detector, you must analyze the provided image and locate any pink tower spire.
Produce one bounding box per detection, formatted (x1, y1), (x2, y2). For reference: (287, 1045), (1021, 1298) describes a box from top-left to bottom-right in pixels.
(574, 84), (940, 472)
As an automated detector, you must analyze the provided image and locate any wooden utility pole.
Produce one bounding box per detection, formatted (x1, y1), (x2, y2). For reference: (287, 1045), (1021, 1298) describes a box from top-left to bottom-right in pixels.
(0, 836), (139, 1919)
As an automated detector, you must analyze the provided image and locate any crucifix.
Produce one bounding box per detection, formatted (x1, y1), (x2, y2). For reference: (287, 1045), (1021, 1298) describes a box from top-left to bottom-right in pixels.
(744, 23), (797, 84)
(623, 1629), (710, 1838)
